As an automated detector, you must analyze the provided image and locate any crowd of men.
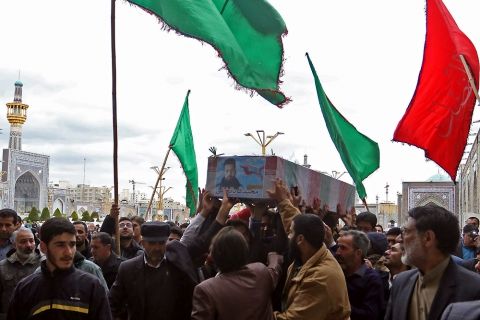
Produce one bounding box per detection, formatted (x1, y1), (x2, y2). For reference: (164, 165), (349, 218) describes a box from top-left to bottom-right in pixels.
(1, 178), (480, 319)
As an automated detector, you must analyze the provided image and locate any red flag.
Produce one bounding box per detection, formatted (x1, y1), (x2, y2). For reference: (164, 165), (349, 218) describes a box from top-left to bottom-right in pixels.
(393, 0), (479, 181)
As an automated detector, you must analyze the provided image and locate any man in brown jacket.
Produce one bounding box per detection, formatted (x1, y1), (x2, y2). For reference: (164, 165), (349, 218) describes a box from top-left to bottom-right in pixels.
(268, 179), (351, 320)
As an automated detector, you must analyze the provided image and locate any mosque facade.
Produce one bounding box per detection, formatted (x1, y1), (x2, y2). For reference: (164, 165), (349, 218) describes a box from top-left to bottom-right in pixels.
(1, 81), (50, 213)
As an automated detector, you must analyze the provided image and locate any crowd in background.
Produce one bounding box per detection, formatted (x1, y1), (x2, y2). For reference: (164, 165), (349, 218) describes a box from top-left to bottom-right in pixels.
(1, 178), (480, 319)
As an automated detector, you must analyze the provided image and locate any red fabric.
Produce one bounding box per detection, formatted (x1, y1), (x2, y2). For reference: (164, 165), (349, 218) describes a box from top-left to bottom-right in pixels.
(393, 0), (479, 181)
(229, 207), (251, 222)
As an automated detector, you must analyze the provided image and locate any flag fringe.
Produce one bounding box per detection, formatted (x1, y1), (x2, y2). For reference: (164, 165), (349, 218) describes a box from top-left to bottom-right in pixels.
(122, 0), (289, 108)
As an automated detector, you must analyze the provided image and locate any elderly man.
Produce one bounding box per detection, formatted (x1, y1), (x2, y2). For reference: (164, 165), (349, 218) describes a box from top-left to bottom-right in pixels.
(90, 232), (124, 289)
(110, 221), (196, 320)
(386, 204), (480, 320)
(0, 227), (41, 319)
(336, 230), (385, 320)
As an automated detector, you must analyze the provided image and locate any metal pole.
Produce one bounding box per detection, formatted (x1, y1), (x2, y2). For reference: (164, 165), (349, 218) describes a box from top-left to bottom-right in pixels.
(146, 147), (171, 220)
(459, 55), (480, 105)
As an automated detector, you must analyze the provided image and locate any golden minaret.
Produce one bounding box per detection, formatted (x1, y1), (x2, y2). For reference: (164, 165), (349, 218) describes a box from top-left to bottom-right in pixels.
(6, 80), (29, 150)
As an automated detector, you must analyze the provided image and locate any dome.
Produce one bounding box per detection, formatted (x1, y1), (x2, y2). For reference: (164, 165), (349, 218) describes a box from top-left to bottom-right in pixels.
(426, 173), (450, 182)
(14, 80), (23, 87)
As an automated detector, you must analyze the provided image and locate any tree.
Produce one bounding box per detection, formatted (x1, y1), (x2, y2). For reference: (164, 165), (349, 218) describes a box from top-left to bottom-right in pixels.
(40, 207), (51, 221)
(81, 211), (91, 222)
(28, 207), (40, 222)
(91, 211), (99, 221)
(71, 211), (79, 221)
(53, 208), (62, 218)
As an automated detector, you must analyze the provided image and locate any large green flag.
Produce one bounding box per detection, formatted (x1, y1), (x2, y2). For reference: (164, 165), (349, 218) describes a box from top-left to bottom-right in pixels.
(306, 53), (380, 200)
(170, 90), (198, 215)
(126, 0), (288, 107)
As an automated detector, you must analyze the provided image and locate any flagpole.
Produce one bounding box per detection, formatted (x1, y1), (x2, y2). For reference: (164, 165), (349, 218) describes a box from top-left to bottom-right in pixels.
(459, 55), (480, 105)
(146, 147), (172, 220)
(111, 0), (120, 255)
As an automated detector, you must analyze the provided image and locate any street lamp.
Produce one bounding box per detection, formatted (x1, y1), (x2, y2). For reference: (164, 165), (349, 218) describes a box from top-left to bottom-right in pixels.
(244, 130), (284, 156)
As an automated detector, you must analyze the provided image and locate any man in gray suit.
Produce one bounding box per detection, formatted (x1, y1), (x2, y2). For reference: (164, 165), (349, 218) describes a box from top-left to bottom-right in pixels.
(385, 204), (480, 320)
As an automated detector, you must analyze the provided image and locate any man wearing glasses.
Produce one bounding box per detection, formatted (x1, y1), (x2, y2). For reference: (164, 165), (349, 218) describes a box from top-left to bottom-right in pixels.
(118, 217), (143, 260)
(385, 204), (480, 320)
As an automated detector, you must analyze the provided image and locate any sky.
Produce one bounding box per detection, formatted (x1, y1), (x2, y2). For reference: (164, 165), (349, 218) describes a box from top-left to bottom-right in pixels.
(0, 0), (479, 206)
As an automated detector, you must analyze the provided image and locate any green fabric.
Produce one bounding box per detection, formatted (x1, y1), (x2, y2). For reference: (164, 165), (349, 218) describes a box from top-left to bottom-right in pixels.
(170, 91), (198, 216)
(126, 0), (288, 107)
(306, 54), (379, 200)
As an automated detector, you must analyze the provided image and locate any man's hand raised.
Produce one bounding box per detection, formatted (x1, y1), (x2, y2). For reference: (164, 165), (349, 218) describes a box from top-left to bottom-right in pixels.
(216, 188), (237, 225)
(266, 178), (291, 204)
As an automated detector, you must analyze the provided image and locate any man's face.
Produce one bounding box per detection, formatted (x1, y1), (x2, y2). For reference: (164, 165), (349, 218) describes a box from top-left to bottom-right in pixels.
(375, 226), (383, 233)
(384, 243), (404, 269)
(356, 221), (374, 233)
(224, 164), (236, 181)
(168, 233), (181, 242)
(41, 232), (76, 271)
(142, 240), (166, 264)
(467, 218), (479, 229)
(335, 235), (359, 271)
(0, 216), (16, 239)
(132, 221), (141, 239)
(119, 221), (134, 239)
(387, 234), (398, 249)
(15, 230), (36, 255)
(401, 218), (425, 267)
(87, 223), (96, 234)
(463, 232), (478, 247)
(74, 224), (87, 246)
(90, 238), (111, 262)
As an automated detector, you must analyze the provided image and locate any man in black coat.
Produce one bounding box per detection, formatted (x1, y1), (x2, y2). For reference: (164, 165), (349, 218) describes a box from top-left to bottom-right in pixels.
(385, 204), (480, 320)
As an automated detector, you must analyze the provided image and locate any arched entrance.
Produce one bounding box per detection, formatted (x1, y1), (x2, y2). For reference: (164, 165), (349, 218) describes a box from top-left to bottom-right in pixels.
(53, 198), (65, 214)
(14, 171), (40, 213)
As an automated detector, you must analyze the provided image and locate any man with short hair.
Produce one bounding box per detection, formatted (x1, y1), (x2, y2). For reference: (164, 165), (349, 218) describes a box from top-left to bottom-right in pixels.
(90, 231), (124, 288)
(336, 230), (385, 320)
(385, 204), (480, 320)
(384, 243), (409, 287)
(73, 221), (91, 259)
(131, 216), (145, 244)
(454, 224), (478, 260)
(466, 216), (480, 230)
(169, 225), (183, 242)
(267, 179), (351, 320)
(355, 212), (377, 233)
(386, 227), (402, 249)
(118, 217), (143, 259)
(0, 227), (41, 319)
(217, 158), (242, 190)
(0, 209), (18, 261)
(7, 217), (111, 319)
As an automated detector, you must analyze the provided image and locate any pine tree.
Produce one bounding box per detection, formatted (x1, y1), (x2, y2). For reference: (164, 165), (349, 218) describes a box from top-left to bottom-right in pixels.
(91, 211), (99, 221)
(40, 207), (51, 221)
(53, 208), (63, 218)
(28, 207), (40, 222)
(81, 211), (91, 222)
(71, 211), (79, 221)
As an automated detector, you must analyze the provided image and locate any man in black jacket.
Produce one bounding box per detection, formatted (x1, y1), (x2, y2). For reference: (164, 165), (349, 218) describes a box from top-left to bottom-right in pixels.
(7, 217), (111, 320)
(385, 204), (480, 320)
(90, 231), (124, 289)
(109, 190), (230, 320)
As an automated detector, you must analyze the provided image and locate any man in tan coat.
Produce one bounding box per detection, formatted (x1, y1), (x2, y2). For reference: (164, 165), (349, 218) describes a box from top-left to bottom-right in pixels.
(268, 179), (351, 320)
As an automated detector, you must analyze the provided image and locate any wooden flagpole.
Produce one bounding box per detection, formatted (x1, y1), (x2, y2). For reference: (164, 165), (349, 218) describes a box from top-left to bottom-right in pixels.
(459, 55), (480, 105)
(146, 147), (172, 220)
(111, 0), (120, 255)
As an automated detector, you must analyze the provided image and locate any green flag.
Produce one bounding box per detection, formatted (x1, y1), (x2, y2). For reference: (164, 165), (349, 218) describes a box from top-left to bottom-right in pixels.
(170, 90), (198, 215)
(126, 0), (288, 107)
(306, 53), (380, 200)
